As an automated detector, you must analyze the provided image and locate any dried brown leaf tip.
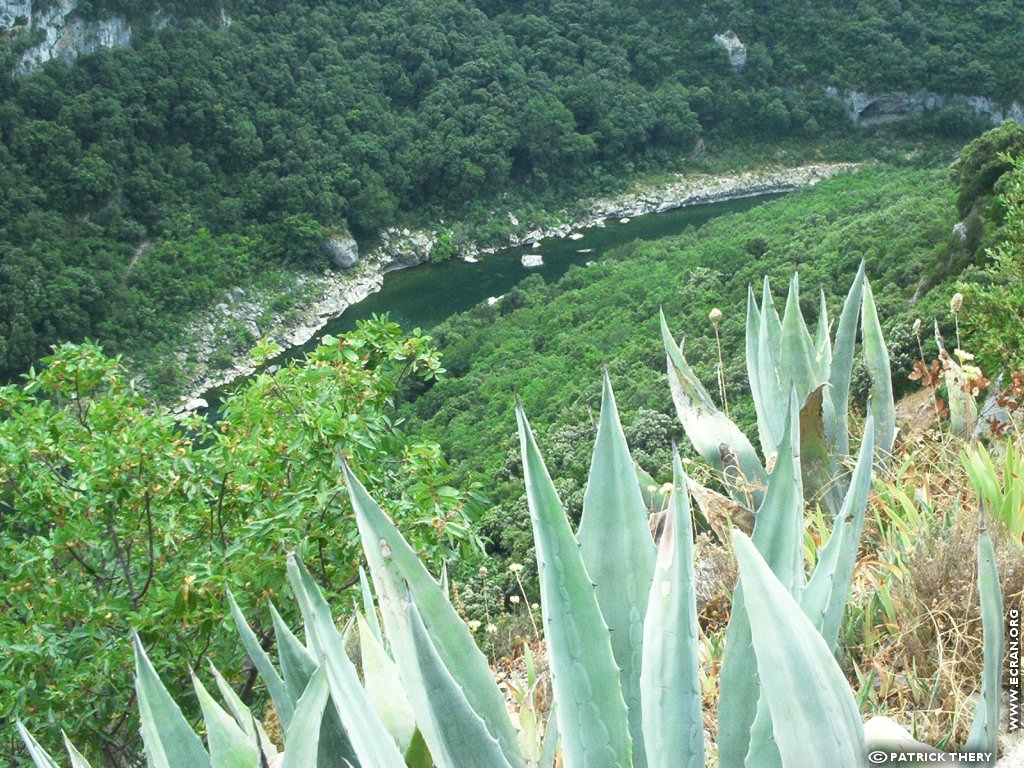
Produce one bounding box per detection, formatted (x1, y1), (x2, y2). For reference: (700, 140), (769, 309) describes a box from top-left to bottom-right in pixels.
(909, 359), (943, 388)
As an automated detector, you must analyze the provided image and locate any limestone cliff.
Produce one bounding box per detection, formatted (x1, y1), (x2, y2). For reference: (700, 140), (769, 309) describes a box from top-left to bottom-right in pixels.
(1, 0), (132, 72)
(826, 87), (1024, 127)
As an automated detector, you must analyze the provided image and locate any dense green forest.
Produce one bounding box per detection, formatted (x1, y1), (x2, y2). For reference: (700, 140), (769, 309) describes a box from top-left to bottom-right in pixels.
(2, 0), (1022, 387)
(4, 121), (1024, 764)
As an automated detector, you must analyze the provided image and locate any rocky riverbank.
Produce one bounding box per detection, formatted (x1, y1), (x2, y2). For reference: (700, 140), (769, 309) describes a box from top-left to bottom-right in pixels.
(174, 162), (860, 409)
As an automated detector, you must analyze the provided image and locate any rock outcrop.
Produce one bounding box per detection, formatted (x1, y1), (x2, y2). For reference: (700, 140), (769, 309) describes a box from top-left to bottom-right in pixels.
(827, 87), (1024, 127)
(0, 0), (31, 27)
(3, 0), (133, 73)
(322, 234), (359, 269)
(521, 253), (544, 268)
(713, 31), (746, 71)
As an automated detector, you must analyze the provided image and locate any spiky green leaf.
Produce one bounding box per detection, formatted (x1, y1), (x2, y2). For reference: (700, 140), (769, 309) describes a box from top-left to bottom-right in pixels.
(344, 466), (524, 768)
(861, 279), (895, 454)
(16, 721), (61, 768)
(402, 597), (515, 767)
(281, 666), (331, 768)
(733, 533), (866, 768)
(62, 734), (94, 768)
(358, 612), (416, 752)
(192, 673), (258, 768)
(227, 591), (294, 730)
(517, 403), (632, 768)
(208, 663), (278, 755)
(133, 634), (210, 768)
(579, 371), (656, 767)
(640, 450), (704, 768)
(661, 309), (767, 508)
(827, 261), (865, 457)
(717, 393), (804, 768)
(966, 531), (1004, 758)
(803, 416), (875, 649)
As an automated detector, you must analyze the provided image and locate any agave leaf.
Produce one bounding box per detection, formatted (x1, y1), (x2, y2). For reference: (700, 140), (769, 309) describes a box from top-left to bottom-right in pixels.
(208, 663), (278, 755)
(62, 733), (94, 768)
(757, 286), (786, 460)
(716, 393), (804, 768)
(743, 697), (782, 768)
(827, 261), (865, 457)
(661, 309), (767, 508)
(747, 285), (775, 457)
(861, 279), (895, 454)
(133, 633), (210, 768)
(285, 557), (408, 768)
(799, 384), (839, 514)
(814, 289), (833, 384)
(268, 602), (317, 703)
(228, 591), (295, 730)
(281, 666), (331, 768)
(755, 278), (787, 456)
(16, 721), (62, 768)
(344, 466), (524, 768)
(802, 416), (875, 650)
(778, 273), (817, 404)
(751, 390), (805, 597)
(359, 567), (384, 646)
(966, 530), (1003, 758)
(192, 673), (258, 768)
(517, 403), (633, 768)
(402, 596), (515, 767)
(578, 371), (656, 767)
(403, 730), (432, 768)
(358, 612), (416, 752)
(733, 533), (866, 768)
(761, 276), (784, 364)
(640, 450), (704, 768)
(538, 708), (560, 768)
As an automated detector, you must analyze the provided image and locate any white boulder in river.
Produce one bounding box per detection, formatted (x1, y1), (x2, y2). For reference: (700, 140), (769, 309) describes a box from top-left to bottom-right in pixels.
(521, 253), (544, 268)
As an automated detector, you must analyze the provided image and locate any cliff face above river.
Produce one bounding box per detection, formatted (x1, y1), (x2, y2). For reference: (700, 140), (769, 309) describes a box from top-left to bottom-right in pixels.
(171, 162), (858, 409)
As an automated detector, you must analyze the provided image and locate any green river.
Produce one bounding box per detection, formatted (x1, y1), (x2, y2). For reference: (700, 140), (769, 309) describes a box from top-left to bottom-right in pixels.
(205, 192), (774, 411)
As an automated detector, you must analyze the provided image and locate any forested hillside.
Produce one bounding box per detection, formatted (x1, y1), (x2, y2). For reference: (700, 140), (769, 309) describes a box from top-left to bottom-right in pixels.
(397, 165), (963, 584)
(2, 0), (1022, 385)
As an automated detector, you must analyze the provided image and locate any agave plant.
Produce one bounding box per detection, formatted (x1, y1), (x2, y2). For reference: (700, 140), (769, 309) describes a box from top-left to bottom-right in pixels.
(19, 271), (1004, 768)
